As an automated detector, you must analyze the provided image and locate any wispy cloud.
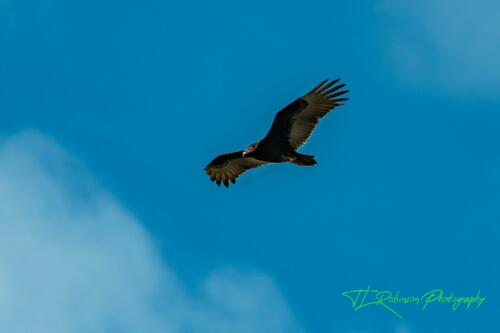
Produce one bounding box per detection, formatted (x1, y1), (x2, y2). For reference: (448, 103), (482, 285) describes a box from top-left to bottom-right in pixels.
(394, 323), (413, 333)
(0, 131), (303, 333)
(379, 0), (500, 96)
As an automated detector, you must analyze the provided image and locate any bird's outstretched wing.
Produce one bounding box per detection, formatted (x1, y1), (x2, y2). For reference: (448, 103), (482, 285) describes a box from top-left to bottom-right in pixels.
(261, 78), (349, 149)
(204, 151), (269, 187)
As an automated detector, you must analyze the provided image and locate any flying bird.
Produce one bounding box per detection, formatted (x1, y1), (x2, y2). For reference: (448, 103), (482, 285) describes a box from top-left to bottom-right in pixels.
(204, 78), (349, 187)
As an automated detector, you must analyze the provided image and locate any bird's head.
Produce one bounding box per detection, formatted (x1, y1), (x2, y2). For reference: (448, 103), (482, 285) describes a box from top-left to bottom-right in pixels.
(242, 141), (259, 157)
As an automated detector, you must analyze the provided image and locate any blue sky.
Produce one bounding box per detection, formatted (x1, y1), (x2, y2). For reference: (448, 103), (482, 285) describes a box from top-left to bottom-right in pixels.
(1, 0), (499, 332)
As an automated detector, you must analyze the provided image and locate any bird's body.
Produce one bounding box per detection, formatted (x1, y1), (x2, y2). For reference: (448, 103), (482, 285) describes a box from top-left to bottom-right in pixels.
(204, 78), (349, 187)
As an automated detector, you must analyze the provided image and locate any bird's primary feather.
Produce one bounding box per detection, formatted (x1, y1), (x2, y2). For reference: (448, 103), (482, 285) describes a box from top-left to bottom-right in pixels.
(204, 151), (269, 187)
(262, 78), (349, 150)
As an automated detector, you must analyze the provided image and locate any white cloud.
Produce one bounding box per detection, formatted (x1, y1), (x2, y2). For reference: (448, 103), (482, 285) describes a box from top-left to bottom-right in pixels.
(0, 131), (303, 333)
(379, 0), (500, 96)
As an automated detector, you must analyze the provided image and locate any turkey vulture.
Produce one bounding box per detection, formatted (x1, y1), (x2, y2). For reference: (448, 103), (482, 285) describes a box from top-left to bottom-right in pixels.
(204, 78), (349, 187)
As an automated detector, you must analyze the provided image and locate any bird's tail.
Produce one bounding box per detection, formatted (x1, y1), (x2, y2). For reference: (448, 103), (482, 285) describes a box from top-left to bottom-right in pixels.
(292, 153), (317, 166)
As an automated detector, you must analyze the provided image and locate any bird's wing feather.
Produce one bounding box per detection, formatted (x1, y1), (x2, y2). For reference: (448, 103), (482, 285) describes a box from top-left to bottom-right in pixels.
(261, 79), (349, 149)
(204, 151), (269, 187)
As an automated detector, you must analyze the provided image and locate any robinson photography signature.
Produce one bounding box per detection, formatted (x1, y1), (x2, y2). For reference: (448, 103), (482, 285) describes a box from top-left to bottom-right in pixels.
(341, 286), (486, 319)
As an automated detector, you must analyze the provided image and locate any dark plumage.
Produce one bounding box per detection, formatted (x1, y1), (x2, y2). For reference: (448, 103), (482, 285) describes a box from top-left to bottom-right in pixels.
(204, 78), (349, 187)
